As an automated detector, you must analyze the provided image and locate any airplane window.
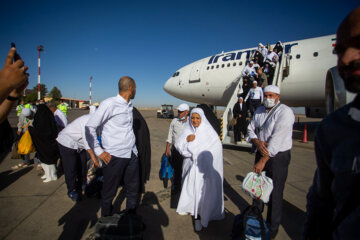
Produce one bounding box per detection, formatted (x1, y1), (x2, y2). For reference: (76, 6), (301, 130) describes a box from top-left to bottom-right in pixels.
(233, 62), (236, 66)
(239, 62), (242, 66)
(211, 66), (214, 69)
(313, 52), (318, 57)
(296, 54), (301, 59)
(176, 72), (180, 76)
(222, 64), (225, 68)
(207, 66), (209, 70)
(227, 63), (231, 67)
(216, 65), (219, 68)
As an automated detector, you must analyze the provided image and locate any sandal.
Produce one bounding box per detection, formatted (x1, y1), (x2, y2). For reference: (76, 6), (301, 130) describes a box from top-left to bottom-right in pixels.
(11, 163), (24, 170)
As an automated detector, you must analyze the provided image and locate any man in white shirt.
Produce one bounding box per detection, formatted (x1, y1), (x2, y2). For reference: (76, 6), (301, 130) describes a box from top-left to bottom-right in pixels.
(57, 107), (99, 202)
(244, 81), (263, 116)
(85, 76), (139, 216)
(164, 103), (189, 195)
(242, 61), (258, 79)
(258, 43), (268, 58)
(247, 85), (295, 238)
(47, 102), (68, 131)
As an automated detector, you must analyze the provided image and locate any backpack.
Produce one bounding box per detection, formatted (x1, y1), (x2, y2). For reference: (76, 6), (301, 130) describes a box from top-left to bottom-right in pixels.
(232, 205), (270, 240)
(94, 211), (145, 240)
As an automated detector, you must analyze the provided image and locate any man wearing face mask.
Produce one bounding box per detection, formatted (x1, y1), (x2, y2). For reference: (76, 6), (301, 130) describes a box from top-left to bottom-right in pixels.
(165, 103), (189, 195)
(304, 6), (360, 239)
(247, 85), (295, 239)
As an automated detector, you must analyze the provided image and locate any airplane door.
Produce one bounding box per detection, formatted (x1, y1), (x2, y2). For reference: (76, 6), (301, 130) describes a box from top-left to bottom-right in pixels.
(189, 61), (203, 83)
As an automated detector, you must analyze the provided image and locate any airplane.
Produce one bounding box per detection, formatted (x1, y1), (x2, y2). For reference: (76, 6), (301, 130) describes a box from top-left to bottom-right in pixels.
(163, 34), (356, 119)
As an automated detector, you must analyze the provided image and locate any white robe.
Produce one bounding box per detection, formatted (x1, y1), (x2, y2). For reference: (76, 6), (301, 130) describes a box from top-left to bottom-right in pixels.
(175, 108), (224, 228)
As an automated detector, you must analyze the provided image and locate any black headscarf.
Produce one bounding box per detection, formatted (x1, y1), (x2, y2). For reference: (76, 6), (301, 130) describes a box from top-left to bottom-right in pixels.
(133, 107), (151, 193)
(28, 104), (59, 165)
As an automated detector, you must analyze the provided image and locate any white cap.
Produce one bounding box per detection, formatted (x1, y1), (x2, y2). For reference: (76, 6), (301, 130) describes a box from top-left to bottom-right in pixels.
(264, 85), (280, 94)
(259, 43), (264, 47)
(21, 108), (32, 117)
(238, 97), (243, 100)
(89, 105), (96, 114)
(253, 80), (258, 84)
(177, 103), (189, 111)
(250, 61), (254, 64)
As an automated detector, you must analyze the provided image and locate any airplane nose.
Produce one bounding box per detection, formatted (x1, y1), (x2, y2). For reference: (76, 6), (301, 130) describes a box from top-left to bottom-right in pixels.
(163, 77), (177, 95)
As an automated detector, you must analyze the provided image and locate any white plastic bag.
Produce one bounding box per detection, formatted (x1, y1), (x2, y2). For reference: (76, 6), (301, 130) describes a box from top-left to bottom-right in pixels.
(242, 171), (273, 203)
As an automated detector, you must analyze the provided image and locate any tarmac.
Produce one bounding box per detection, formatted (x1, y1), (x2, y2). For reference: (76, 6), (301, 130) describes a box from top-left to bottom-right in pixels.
(0, 108), (320, 240)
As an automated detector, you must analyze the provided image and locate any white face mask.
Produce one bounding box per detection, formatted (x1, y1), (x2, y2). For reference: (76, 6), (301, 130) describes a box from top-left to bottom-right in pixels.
(264, 98), (276, 108)
(179, 116), (186, 121)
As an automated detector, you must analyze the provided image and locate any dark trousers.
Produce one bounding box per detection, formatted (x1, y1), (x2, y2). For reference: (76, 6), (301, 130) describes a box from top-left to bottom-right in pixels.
(234, 119), (247, 142)
(171, 147), (184, 193)
(101, 152), (139, 216)
(58, 143), (88, 194)
(249, 99), (262, 116)
(253, 150), (291, 233)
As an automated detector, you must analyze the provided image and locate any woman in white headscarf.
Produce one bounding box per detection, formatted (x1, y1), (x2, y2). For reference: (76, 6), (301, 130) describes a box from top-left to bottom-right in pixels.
(175, 108), (224, 231)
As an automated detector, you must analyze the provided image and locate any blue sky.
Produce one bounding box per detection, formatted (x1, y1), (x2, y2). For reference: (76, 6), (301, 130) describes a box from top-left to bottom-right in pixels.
(0, 0), (358, 107)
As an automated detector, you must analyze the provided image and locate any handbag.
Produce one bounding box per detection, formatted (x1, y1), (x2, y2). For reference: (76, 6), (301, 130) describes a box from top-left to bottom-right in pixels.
(231, 117), (238, 126)
(17, 130), (36, 155)
(242, 171), (273, 203)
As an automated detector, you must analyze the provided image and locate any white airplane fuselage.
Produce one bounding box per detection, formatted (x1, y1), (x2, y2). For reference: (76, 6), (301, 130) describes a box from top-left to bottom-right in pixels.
(164, 35), (352, 116)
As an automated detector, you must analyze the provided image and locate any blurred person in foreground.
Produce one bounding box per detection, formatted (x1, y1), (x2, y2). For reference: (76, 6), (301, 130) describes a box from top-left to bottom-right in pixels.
(304, 6), (360, 239)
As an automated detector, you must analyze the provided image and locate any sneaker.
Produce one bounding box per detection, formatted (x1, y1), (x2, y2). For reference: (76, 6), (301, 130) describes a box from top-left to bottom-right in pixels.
(41, 175), (46, 179)
(195, 219), (202, 231)
(68, 190), (80, 202)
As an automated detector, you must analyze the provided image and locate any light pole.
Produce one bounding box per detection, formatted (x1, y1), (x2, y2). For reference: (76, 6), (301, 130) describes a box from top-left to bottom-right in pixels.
(89, 76), (93, 105)
(36, 45), (44, 100)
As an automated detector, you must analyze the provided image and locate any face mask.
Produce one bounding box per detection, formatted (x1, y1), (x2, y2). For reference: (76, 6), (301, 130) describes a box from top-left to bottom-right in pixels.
(179, 115), (186, 121)
(264, 98), (276, 108)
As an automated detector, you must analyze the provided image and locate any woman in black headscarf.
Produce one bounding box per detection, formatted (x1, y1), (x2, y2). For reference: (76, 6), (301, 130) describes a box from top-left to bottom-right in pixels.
(29, 104), (59, 182)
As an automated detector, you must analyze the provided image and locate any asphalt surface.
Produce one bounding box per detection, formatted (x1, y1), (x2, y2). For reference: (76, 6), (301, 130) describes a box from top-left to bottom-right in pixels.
(0, 108), (319, 240)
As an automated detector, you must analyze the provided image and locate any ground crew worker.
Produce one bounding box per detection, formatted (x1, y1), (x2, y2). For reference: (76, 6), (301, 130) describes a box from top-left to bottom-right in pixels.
(244, 81), (263, 116)
(164, 103), (190, 195)
(58, 100), (68, 116)
(248, 85), (295, 239)
(16, 99), (25, 116)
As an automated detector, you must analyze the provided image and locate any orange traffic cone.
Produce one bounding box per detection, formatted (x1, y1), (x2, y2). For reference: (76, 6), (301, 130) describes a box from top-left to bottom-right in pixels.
(302, 123), (308, 143)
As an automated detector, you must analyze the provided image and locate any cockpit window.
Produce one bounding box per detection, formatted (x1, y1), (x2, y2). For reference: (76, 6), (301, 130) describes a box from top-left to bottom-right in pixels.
(176, 72), (180, 76)
(172, 72), (176, 77)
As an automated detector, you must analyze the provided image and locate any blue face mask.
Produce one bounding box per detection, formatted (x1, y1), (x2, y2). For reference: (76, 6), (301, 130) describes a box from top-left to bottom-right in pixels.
(179, 115), (186, 121)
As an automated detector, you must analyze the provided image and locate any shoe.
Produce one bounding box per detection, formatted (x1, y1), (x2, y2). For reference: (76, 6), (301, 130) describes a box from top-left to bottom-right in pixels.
(11, 163), (28, 170)
(43, 178), (52, 183)
(178, 212), (189, 216)
(68, 190), (80, 202)
(195, 219), (202, 231)
(41, 175), (46, 179)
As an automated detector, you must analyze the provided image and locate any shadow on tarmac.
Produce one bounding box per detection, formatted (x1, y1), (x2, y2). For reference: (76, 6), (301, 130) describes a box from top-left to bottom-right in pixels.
(58, 197), (101, 240)
(0, 167), (33, 191)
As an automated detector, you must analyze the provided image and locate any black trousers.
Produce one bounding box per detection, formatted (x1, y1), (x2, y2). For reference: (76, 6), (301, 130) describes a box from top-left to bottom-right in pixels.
(58, 143), (88, 194)
(234, 119), (247, 142)
(253, 150), (291, 233)
(101, 152), (139, 216)
(171, 147), (184, 192)
(249, 99), (262, 116)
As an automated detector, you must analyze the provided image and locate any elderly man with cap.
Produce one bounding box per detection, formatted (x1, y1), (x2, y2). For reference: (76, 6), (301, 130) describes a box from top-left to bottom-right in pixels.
(165, 103), (190, 195)
(247, 85), (295, 238)
(304, 6), (360, 239)
(242, 60), (258, 79)
(233, 96), (248, 143)
(244, 80), (264, 116)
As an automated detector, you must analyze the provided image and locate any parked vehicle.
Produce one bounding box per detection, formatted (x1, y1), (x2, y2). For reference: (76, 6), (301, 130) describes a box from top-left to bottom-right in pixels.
(157, 104), (174, 119)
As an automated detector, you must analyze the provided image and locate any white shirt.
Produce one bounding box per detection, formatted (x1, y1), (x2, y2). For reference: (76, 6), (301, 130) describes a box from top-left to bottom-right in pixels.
(166, 117), (187, 145)
(247, 103), (295, 157)
(266, 51), (279, 62)
(258, 47), (268, 58)
(242, 65), (257, 77)
(54, 109), (68, 128)
(85, 94), (138, 158)
(56, 114), (91, 150)
(244, 87), (263, 102)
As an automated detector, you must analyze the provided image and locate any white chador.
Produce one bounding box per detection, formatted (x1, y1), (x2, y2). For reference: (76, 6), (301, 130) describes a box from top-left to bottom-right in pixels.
(175, 108), (224, 228)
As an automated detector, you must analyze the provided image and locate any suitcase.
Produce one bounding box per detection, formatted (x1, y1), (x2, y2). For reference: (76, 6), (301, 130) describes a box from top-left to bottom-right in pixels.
(94, 211), (145, 239)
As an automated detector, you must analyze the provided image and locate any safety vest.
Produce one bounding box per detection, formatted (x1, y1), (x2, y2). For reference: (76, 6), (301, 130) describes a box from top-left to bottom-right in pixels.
(58, 103), (68, 115)
(16, 105), (24, 116)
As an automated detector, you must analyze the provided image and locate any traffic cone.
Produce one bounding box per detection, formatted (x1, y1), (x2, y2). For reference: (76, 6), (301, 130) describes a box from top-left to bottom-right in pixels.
(302, 123), (308, 143)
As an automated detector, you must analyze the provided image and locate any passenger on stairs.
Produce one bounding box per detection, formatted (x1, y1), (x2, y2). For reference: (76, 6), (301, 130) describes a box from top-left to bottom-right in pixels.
(244, 81), (264, 116)
(232, 97), (248, 144)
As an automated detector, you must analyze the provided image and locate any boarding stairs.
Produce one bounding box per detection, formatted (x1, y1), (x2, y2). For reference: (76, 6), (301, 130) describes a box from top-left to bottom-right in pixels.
(220, 49), (287, 148)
